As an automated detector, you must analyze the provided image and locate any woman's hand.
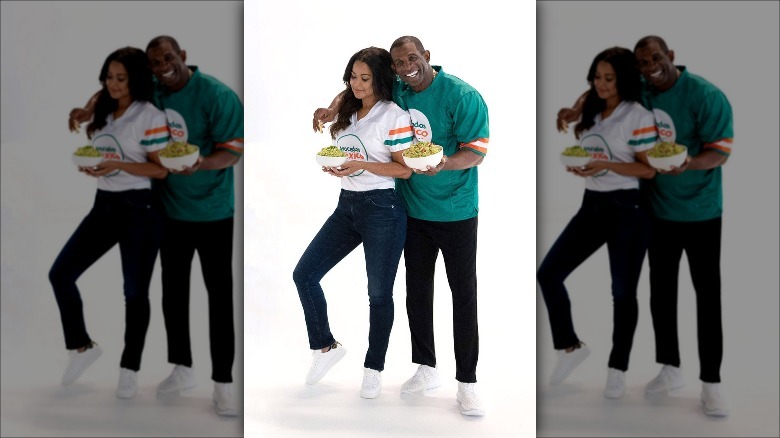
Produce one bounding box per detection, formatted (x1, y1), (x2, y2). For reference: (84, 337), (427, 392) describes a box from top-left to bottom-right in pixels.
(313, 108), (336, 132)
(78, 161), (118, 177)
(566, 160), (606, 177)
(69, 108), (92, 133)
(557, 107), (580, 133)
(322, 160), (362, 177)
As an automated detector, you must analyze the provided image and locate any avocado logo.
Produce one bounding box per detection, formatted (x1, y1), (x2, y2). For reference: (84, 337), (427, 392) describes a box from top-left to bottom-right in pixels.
(652, 109), (676, 143)
(580, 133), (612, 178)
(335, 133), (367, 177)
(92, 133), (123, 177)
(409, 109), (433, 141)
(165, 109), (189, 142)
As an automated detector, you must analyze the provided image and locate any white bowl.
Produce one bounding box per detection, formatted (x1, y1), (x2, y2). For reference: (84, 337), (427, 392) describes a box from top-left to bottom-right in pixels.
(72, 154), (103, 167)
(647, 145), (688, 171)
(316, 154), (348, 168)
(560, 154), (592, 168)
(159, 146), (200, 171)
(403, 150), (444, 171)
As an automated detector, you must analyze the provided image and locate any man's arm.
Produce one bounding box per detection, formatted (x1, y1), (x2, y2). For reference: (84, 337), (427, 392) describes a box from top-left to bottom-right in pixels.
(556, 90), (589, 133)
(69, 91), (101, 132)
(312, 90), (346, 132)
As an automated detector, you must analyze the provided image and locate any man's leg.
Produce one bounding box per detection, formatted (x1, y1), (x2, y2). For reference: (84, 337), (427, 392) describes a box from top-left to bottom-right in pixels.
(160, 217), (197, 368)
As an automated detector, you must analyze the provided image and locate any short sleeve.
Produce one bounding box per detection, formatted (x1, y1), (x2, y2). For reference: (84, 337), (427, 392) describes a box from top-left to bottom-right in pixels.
(453, 91), (489, 156)
(140, 108), (170, 153)
(698, 89), (734, 156)
(209, 89), (244, 156)
(628, 107), (658, 153)
(384, 109), (413, 152)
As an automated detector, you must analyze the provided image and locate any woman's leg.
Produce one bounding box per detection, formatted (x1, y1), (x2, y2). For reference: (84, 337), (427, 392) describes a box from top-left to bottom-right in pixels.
(537, 196), (607, 350)
(117, 190), (163, 372)
(49, 194), (118, 350)
(293, 197), (362, 351)
(356, 190), (407, 371)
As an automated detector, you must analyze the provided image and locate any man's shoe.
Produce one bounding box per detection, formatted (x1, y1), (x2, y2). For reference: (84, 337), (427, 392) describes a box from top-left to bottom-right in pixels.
(360, 368), (382, 399)
(157, 365), (197, 396)
(456, 382), (485, 416)
(603, 368), (626, 399)
(645, 365), (684, 396)
(306, 342), (346, 385)
(549, 342), (590, 385)
(701, 383), (729, 417)
(116, 368), (138, 399)
(400, 364), (441, 395)
(62, 341), (103, 385)
(213, 382), (238, 417)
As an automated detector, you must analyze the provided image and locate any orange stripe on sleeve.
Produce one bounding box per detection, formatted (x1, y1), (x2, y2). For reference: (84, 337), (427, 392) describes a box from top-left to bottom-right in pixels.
(388, 126), (413, 135)
(632, 126), (657, 135)
(144, 126), (169, 135)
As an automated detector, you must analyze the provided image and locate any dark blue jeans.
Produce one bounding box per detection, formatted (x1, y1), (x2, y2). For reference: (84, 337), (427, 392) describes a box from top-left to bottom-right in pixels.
(49, 189), (162, 371)
(649, 216), (723, 383)
(538, 189), (650, 371)
(160, 217), (235, 383)
(293, 189), (406, 371)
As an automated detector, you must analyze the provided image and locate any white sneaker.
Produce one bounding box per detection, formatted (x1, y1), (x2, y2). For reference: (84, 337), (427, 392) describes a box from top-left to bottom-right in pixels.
(61, 342), (103, 385)
(701, 383), (729, 417)
(456, 382), (485, 416)
(305, 342), (346, 385)
(603, 368), (626, 399)
(360, 368), (382, 399)
(157, 365), (197, 396)
(116, 368), (138, 399)
(645, 365), (684, 396)
(400, 364), (441, 395)
(213, 382), (238, 417)
(549, 343), (590, 385)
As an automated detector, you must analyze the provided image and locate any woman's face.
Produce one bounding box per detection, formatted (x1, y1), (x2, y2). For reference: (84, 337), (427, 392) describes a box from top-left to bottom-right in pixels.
(106, 61), (131, 103)
(350, 60), (375, 102)
(593, 61), (619, 103)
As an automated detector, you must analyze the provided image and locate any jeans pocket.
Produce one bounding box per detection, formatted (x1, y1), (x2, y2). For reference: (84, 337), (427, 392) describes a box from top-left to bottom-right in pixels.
(365, 193), (398, 210)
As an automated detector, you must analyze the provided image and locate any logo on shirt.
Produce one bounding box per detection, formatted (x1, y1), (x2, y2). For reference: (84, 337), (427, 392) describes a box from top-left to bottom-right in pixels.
(409, 109), (432, 141)
(335, 133), (366, 177)
(580, 133), (612, 177)
(652, 109), (676, 143)
(165, 109), (188, 142)
(92, 134), (123, 177)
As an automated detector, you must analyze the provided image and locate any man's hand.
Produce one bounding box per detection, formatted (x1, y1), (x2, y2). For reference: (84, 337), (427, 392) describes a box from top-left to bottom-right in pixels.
(69, 108), (92, 133)
(170, 156), (203, 176)
(413, 155), (447, 176)
(312, 108), (336, 132)
(557, 107), (580, 133)
(657, 156), (691, 176)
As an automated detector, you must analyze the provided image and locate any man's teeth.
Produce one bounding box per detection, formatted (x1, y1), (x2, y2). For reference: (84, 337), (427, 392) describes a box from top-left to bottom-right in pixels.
(163, 71), (174, 78)
(651, 71), (662, 78)
(406, 70), (419, 78)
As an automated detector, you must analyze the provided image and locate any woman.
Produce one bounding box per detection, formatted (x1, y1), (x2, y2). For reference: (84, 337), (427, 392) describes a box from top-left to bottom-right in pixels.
(537, 47), (657, 399)
(293, 47), (412, 399)
(49, 46), (169, 399)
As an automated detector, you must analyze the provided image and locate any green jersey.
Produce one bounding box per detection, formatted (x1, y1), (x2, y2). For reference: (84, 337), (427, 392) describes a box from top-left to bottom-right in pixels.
(393, 66), (489, 222)
(154, 67), (244, 222)
(643, 67), (733, 222)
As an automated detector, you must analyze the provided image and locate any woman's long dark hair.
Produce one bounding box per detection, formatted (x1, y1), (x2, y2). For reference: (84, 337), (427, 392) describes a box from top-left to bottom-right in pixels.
(574, 46), (642, 139)
(329, 47), (394, 139)
(87, 47), (154, 139)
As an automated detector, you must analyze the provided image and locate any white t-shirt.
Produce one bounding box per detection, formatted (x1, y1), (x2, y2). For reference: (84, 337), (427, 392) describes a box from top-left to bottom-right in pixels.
(333, 100), (413, 192)
(92, 101), (169, 191)
(580, 100), (657, 191)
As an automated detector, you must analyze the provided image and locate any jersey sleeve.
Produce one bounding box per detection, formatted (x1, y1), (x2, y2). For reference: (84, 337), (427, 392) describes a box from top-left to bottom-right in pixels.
(698, 89), (734, 156)
(209, 89), (244, 156)
(384, 109), (414, 153)
(140, 108), (170, 153)
(628, 108), (658, 153)
(453, 90), (489, 156)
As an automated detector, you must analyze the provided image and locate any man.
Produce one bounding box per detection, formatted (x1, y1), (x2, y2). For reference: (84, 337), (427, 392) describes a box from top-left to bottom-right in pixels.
(557, 35), (733, 417)
(70, 36), (243, 417)
(313, 36), (489, 416)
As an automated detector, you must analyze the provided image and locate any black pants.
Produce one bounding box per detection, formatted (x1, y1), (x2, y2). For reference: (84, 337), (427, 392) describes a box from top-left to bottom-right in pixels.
(649, 216), (723, 383)
(160, 217), (235, 383)
(404, 216), (479, 383)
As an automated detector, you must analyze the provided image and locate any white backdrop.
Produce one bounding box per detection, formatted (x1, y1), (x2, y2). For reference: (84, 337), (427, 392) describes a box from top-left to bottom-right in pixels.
(0, 2), (243, 437)
(244, 1), (537, 437)
(537, 2), (779, 437)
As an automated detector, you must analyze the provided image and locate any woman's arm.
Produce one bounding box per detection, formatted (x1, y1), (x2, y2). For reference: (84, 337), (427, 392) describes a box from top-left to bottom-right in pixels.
(569, 150), (656, 179)
(87, 150), (169, 179)
(325, 150), (412, 179)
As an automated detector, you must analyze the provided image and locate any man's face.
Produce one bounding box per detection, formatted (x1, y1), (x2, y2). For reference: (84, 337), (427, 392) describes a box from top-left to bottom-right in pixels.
(147, 41), (189, 92)
(390, 42), (432, 92)
(635, 41), (677, 92)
